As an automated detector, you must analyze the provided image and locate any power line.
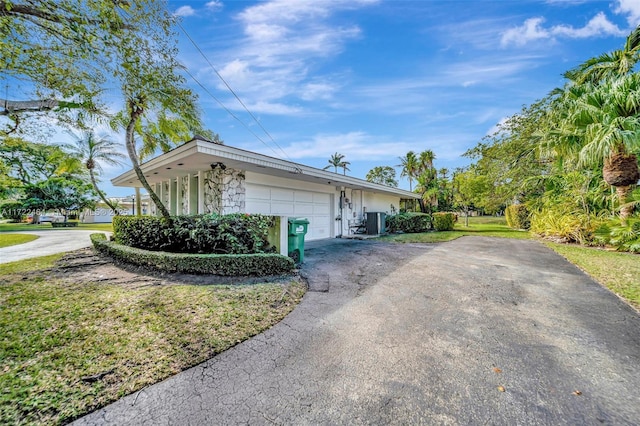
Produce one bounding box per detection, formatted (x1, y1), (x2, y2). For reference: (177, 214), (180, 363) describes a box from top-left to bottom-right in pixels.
(175, 20), (296, 165)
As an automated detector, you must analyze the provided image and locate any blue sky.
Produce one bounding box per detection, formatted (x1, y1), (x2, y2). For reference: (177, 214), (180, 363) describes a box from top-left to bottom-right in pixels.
(114, 1), (640, 195)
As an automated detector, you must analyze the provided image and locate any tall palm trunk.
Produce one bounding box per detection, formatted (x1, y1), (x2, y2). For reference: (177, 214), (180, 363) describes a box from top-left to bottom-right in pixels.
(603, 153), (639, 225)
(89, 169), (119, 214)
(125, 99), (172, 222)
(615, 185), (635, 224)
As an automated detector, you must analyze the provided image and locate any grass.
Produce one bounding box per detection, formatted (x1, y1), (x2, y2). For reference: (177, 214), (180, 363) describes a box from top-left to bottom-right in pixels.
(0, 233), (38, 248)
(544, 242), (640, 311)
(381, 215), (530, 244)
(0, 257), (305, 425)
(0, 222), (113, 233)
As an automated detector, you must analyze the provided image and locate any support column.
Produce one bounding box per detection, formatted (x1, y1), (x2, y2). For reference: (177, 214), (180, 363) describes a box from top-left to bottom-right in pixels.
(197, 171), (205, 214)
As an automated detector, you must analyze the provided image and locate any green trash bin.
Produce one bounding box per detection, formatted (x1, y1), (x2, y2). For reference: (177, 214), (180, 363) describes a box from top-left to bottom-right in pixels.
(287, 217), (309, 263)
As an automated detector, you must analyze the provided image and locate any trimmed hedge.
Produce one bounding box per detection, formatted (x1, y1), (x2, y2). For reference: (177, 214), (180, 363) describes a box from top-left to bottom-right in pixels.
(90, 233), (295, 276)
(505, 204), (530, 230)
(112, 214), (275, 254)
(386, 212), (432, 233)
(432, 212), (456, 231)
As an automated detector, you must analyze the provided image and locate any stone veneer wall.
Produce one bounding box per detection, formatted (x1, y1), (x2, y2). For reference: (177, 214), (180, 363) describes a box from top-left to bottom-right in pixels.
(221, 169), (245, 214)
(202, 168), (245, 215)
(180, 175), (189, 215)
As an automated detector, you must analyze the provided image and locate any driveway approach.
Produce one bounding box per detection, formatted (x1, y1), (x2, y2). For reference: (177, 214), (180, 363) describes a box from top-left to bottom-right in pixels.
(0, 230), (107, 264)
(74, 237), (640, 425)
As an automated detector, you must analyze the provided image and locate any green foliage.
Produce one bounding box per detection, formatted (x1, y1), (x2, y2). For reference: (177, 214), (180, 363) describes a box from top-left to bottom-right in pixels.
(595, 218), (640, 253)
(91, 233), (294, 276)
(366, 166), (398, 187)
(0, 201), (25, 222)
(505, 205), (530, 230)
(432, 212), (456, 231)
(386, 212), (431, 233)
(530, 206), (605, 244)
(21, 176), (97, 220)
(113, 214), (276, 254)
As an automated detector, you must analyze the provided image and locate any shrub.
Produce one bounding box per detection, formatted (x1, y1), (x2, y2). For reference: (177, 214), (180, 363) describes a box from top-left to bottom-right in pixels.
(91, 233), (294, 276)
(505, 204), (530, 230)
(112, 214), (276, 254)
(0, 201), (25, 222)
(386, 212), (432, 233)
(432, 212), (456, 231)
(594, 218), (640, 253)
(529, 206), (605, 244)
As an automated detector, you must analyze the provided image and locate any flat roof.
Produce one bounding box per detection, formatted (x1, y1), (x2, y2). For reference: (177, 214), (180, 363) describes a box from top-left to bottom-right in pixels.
(112, 137), (421, 199)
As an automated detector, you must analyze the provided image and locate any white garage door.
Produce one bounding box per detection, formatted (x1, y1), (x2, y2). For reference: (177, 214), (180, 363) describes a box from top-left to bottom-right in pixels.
(245, 184), (332, 241)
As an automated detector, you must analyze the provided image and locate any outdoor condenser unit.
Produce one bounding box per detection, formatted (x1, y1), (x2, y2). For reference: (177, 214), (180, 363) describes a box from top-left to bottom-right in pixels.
(366, 212), (386, 235)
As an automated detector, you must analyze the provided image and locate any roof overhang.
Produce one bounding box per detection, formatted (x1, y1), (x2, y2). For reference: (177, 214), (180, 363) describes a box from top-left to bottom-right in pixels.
(112, 138), (421, 199)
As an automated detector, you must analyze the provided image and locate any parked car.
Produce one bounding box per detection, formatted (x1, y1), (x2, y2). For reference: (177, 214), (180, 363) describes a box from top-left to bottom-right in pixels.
(38, 214), (64, 223)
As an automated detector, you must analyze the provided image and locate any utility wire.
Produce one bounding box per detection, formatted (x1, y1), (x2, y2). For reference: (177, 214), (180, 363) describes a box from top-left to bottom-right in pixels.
(176, 20), (297, 166)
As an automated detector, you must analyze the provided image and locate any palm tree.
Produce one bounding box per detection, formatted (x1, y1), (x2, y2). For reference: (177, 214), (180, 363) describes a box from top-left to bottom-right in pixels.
(397, 151), (418, 191)
(418, 150), (436, 173)
(550, 74), (640, 223)
(564, 25), (640, 85)
(67, 130), (126, 214)
(324, 152), (346, 173)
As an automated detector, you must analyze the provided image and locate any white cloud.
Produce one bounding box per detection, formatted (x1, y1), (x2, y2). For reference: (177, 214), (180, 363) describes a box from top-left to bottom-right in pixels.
(174, 5), (196, 17)
(206, 1), (223, 12)
(551, 12), (625, 38)
(196, 0), (374, 115)
(501, 13), (624, 47)
(501, 17), (550, 47)
(614, 0), (640, 27)
(278, 131), (412, 160)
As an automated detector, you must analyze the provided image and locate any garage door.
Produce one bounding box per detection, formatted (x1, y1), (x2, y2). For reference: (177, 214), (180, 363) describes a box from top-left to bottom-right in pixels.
(245, 184), (332, 240)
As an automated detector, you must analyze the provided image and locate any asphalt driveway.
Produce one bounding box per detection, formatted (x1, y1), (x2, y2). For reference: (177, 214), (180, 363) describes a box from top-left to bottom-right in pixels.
(0, 230), (108, 264)
(73, 237), (640, 425)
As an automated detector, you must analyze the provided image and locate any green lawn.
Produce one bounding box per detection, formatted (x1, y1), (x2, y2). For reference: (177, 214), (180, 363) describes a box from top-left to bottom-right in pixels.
(0, 256), (305, 425)
(544, 242), (640, 311)
(0, 233), (38, 248)
(381, 215), (530, 244)
(0, 222), (113, 233)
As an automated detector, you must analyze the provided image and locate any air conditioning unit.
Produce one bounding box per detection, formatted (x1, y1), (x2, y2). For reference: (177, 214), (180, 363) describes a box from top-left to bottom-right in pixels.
(366, 212), (386, 235)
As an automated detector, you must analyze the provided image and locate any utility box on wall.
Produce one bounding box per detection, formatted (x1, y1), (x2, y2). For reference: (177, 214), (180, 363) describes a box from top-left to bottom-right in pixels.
(366, 212), (386, 235)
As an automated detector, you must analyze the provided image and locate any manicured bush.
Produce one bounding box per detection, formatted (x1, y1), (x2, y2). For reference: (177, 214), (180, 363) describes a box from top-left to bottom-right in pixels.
(52, 221), (78, 227)
(432, 212), (456, 231)
(112, 214), (276, 254)
(386, 212), (432, 233)
(91, 233), (294, 276)
(505, 204), (530, 230)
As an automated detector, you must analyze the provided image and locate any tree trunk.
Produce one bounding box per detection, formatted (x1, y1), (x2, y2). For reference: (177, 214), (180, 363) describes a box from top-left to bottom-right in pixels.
(89, 169), (119, 214)
(615, 185), (634, 225)
(125, 101), (172, 222)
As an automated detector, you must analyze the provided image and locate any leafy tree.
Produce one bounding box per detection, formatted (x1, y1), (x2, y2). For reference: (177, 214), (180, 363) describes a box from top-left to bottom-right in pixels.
(366, 166), (398, 187)
(0, 0), (136, 134)
(324, 152), (346, 173)
(453, 168), (490, 226)
(397, 151), (418, 191)
(22, 176), (97, 222)
(0, 137), (83, 191)
(1, 1), (210, 221)
(66, 130), (126, 214)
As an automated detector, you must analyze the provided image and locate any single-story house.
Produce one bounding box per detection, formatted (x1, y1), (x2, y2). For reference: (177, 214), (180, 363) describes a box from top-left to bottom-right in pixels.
(111, 136), (421, 241)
